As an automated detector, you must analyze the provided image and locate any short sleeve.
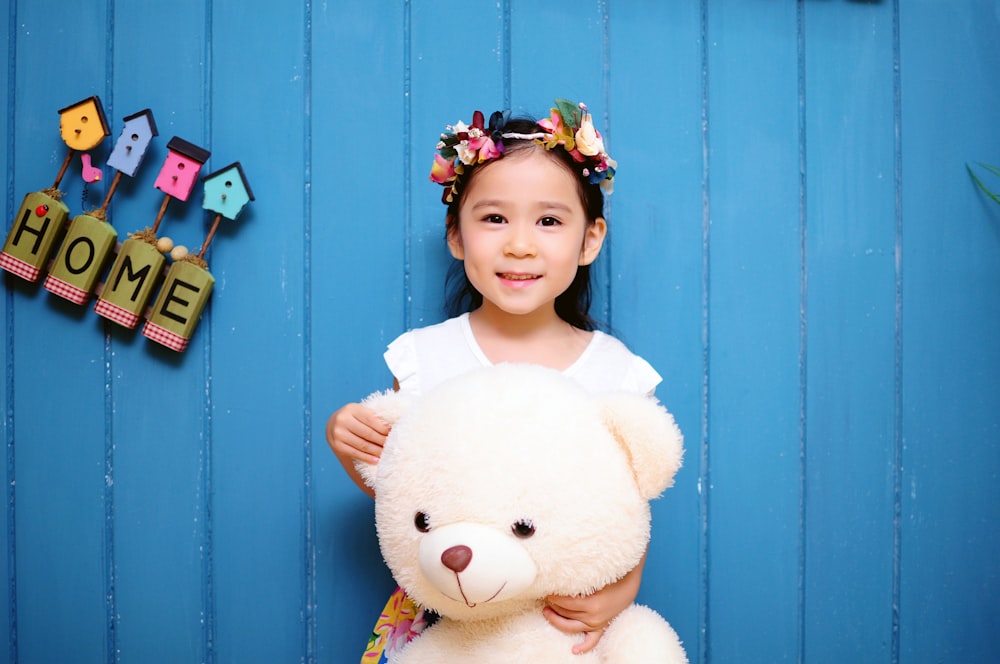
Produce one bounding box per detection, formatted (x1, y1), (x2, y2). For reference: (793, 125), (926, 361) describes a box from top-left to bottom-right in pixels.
(627, 354), (662, 397)
(384, 331), (419, 394)
(564, 331), (662, 396)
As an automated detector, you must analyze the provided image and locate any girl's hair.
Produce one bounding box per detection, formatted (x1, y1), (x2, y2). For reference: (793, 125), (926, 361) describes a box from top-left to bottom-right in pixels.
(443, 117), (606, 331)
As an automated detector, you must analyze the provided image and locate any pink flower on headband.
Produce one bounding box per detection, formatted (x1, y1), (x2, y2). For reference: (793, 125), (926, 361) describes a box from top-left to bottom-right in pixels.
(475, 136), (502, 162)
(453, 111), (503, 165)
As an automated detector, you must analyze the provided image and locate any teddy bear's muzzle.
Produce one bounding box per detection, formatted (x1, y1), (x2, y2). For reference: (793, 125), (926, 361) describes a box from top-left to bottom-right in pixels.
(417, 522), (537, 608)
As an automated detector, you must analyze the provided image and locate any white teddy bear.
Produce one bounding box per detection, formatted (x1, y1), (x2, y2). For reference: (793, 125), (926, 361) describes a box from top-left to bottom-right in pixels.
(358, 363), (688, 664)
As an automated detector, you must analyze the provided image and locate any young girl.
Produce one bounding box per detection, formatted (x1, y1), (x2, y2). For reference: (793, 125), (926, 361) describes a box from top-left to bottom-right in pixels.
(327, 99), (662, 661)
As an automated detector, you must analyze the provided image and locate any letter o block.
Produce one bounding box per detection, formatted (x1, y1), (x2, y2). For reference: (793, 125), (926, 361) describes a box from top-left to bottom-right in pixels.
(44, 214), (118, 304)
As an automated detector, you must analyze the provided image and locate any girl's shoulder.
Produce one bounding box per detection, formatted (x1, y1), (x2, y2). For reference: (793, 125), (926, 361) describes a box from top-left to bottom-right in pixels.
(384, 314), (485, 395)
(566, 331), (662, 396)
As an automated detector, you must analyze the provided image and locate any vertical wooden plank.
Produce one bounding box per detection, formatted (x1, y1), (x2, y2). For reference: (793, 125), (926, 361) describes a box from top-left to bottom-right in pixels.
(208, 1), (308, 661)
(310, 0), (407, 659)
(7, 2), (112, 661)
(899, 2), (1000, 662)
(705, 3), (803, 661)
(802, 2), (898, 660)
(408, 0), (506, 328)
(1, 2), (12, 660)
(106, 1), (210, 661)
(608, 3), (705, 659)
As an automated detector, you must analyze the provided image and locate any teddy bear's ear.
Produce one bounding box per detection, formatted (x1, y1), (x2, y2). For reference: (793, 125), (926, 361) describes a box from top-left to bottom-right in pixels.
(598, 394), (684, 500)
(353, 389), (409, 488)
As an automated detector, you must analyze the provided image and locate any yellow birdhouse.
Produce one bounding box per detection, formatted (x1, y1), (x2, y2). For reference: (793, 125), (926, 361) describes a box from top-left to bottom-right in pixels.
(58, 96), (110, 151)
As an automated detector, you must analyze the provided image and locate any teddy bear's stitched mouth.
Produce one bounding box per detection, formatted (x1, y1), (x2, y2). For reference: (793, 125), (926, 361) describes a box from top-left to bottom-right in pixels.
(447, 577), (507, 608)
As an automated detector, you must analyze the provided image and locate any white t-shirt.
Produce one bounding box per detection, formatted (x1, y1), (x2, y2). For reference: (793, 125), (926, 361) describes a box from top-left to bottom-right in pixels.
(384, 313), (661, 397)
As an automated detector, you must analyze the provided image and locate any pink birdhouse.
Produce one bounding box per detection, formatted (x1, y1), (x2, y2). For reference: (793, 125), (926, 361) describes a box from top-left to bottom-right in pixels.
(153, 136), (211, 202)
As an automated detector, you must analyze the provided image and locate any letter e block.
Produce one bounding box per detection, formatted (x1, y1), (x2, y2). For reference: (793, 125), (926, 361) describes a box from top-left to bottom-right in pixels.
(143, 261), (214, 352)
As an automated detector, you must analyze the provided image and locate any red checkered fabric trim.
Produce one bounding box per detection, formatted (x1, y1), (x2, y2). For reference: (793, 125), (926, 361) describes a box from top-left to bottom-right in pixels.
(0, 251), (41, 281)
(94, 298), (140, 329)
(44, 275), (89, 305)
(142, 321), (189, 352)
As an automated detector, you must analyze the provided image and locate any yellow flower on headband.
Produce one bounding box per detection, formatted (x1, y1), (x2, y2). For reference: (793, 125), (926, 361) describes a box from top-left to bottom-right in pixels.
(575, 112), (605, 157)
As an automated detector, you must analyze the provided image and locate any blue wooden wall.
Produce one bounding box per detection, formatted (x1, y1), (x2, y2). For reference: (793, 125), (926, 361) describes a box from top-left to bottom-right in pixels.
(2, 1), (998, 662)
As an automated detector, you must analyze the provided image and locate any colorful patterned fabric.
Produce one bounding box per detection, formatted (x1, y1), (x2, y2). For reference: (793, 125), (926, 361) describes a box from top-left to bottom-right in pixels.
(361, 587), (428, 663)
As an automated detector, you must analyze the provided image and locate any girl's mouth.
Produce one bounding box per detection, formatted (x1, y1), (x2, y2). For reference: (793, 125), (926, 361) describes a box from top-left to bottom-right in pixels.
(497, 272), (540, 281)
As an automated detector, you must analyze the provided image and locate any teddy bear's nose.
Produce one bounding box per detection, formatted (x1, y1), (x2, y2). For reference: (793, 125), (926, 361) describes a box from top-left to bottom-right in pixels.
(441, 545), (473, 573)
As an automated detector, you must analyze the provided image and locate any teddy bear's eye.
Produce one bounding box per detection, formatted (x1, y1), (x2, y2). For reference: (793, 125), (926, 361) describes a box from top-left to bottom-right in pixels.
(414, 512), (431, 533)
(511, 519), (535, 539)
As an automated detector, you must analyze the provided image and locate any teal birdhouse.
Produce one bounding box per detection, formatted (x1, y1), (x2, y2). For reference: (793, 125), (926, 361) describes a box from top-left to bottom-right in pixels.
(202, 162), (254, 220)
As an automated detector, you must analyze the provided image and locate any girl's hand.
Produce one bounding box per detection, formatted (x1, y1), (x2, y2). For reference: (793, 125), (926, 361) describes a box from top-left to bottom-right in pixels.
(542, 552), (646, 654)
(325, 402), (391, 497)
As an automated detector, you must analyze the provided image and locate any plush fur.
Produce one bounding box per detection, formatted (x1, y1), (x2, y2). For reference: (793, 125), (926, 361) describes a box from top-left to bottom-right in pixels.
(358, 363), (688, 663)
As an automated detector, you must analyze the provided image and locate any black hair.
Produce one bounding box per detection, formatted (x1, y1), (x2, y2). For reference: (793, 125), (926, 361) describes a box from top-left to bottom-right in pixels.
(442, 116), (607, 331)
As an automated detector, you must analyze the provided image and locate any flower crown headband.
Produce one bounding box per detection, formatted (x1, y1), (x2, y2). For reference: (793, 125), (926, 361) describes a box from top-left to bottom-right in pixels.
(429, 98), (617, 205)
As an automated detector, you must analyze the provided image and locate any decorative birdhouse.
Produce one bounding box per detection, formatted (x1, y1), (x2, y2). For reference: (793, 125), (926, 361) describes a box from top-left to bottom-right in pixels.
(1, 96), (113, 282)
(202, 162), (255, 220)
(144, 161), (252, 352)
(106, 109), (158, 177)
(44, 109), (161, 304)
(96, 135), (209, 329)
(153, 136), (211, 202)
(58, 96), (110, 151)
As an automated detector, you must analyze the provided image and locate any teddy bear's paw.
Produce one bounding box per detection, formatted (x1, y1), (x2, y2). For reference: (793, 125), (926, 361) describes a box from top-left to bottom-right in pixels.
(597, 604), (688, 664)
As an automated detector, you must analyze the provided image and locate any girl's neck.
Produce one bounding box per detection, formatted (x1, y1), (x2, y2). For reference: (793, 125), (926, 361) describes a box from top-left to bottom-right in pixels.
(468, 303), (593, 370)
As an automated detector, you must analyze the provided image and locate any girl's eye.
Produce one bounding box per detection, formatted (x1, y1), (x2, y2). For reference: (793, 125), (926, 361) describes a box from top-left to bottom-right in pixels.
(484, 214), (506, 224)
(538, 217), (561, 227)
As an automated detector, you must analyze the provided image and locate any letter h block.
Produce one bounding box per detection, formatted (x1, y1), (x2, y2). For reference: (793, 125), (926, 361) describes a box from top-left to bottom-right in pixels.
(0, 192), (70, 281)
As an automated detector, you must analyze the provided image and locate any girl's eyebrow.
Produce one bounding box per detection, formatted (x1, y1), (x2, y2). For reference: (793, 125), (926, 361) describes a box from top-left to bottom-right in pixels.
(469, 199), (574, 213)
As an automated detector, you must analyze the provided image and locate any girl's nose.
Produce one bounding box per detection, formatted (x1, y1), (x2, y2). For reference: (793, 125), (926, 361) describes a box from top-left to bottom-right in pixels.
(503, 222), (536, 257)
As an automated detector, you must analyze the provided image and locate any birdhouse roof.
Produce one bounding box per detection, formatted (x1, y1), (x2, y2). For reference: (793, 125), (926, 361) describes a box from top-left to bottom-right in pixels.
(122, 108), (159, 137)
(57, 95), (110, 135)
(165, 136), (211, 165)
(203, 161), (255, 201)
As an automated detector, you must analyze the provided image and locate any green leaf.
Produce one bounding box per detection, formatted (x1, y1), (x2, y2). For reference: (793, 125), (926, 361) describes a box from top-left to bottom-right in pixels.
(975, 161), (1000, 178)
(554, 98), (581, 128)
(967, 162), (1000, 206)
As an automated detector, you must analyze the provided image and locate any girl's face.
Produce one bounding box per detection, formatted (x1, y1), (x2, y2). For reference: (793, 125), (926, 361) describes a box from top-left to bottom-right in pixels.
(448, 148), (606, 321)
